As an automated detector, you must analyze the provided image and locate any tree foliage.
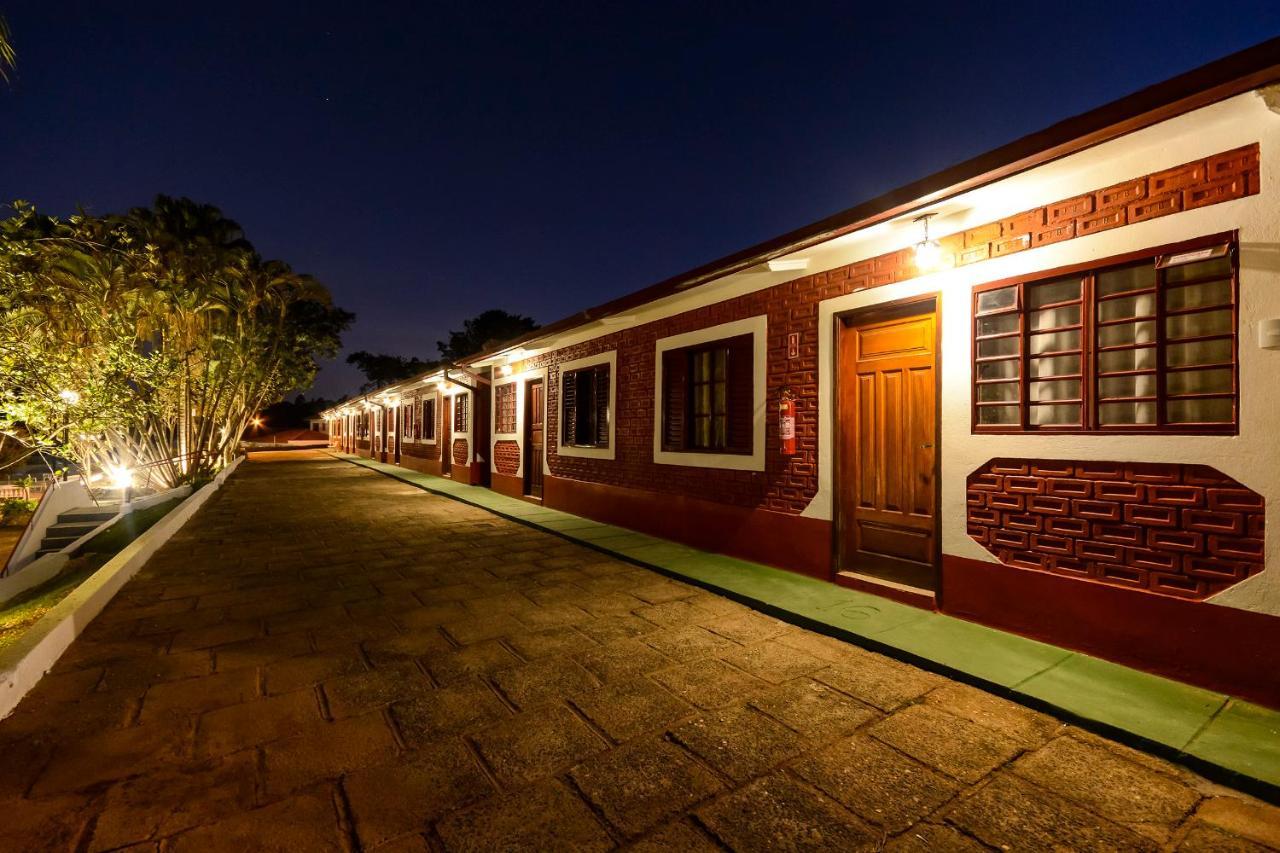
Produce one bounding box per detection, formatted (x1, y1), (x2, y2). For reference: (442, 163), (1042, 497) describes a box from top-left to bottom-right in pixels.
(0, 196), (353, 488)
(345, 351), (437, 393)
(0, 14), (14, 84)
(437, 309), (538, 362)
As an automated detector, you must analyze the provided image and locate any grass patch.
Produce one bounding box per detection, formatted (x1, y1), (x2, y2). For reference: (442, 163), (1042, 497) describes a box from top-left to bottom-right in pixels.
(0, 496), (186, 651)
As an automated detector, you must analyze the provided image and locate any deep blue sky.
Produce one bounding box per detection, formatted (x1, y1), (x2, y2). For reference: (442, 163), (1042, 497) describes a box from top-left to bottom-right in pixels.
(3, 2), (1277, 398)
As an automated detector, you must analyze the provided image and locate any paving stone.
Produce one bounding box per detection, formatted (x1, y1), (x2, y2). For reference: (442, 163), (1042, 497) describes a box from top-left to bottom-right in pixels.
(643, 625), (738, 663)
(435, 778), (613, 852)
(630, 579), (697, 604)
(924, 681), (1063, 749)
(943, 774), (1158, 852)
(702, 610), (792, 644)
(316, 662), (432, 719)
(441, 614), (527, 645)
(625, 819), (723, 852)
(490, 656), (601, 709)
(97, 649), (213, 695)
(196, 688), (321, 756)
(170, 619), (264, 652)
(718, 640), (827, 684)
(363, 628), (453, 666)
(262, 649), (367, 695)
(870, 704), (1023, 783)
(0, 793), (98, 853)
(87, 752), (257, 851)
(578, 613), (662, 644)
(513, 602), (595, 631)
(424, 639), (521, 684)
(470, 704), (605, 786)
(391, 680), (510, 745)
(1012, 734), (1200, 834)
(670, 704), (803, 782)
(1192, 796), (1280, 850)
(33, 719), (192, 795)
(570, 738), (723, 838)
(1177, 824), (1270, 852)
(793, 734), (960, 833)
(815, 651), (945, 712)
(749, 677), (878, 738)
(884, 822), (989, 852)
(396, 601), (472, 630)
(263, 712), (398, 797)
(167, 785), (346, 852)
(578, 591), (647, 617)
(577, 637), (671, 683)
(570, 676), (694, 742)
(651, 658), (767, 709)
(635, 599), (707, 628)
(698, 772), (878, 851)
(212, 630), (314, 672)
(140, 668), (259, 722)
(344, 738), (493, 848)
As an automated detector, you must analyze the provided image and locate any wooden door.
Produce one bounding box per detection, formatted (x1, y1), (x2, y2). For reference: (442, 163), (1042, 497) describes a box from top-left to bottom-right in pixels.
(524, 379), (545, 498)
(393, 406), (402, 464)
(837, 306), (938, 590)
(441, 397), (452, 476)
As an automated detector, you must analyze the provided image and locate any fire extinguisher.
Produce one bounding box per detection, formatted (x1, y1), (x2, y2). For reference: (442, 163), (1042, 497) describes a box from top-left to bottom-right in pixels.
(779, 387), (797, 456)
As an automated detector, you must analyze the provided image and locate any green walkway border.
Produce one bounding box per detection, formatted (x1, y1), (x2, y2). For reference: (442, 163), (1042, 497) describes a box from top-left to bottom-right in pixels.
(330, 452), (1280, 803)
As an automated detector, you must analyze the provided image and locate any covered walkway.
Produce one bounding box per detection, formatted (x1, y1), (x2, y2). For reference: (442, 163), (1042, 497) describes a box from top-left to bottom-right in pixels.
(0, 452), (1275, 851)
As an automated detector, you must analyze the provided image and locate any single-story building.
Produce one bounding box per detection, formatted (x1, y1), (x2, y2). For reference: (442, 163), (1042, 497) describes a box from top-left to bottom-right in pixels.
(323, 39), (1280, 707)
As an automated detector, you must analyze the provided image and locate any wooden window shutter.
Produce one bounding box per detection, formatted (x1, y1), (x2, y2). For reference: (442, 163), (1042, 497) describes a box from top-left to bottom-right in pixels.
(594, 364), (610, 448)
(561, 370), (578, 445)
(727, 334), (754, 452)
(662, 349), (688, 451)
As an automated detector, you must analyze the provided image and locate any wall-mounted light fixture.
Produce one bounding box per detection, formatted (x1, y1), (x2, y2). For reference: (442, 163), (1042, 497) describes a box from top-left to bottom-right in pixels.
(498, 364), (513, 377)
(913, 213), (942, 272)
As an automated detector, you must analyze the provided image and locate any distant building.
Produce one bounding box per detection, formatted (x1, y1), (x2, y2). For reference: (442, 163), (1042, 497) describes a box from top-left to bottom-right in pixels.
(323, 41), (1280, 708)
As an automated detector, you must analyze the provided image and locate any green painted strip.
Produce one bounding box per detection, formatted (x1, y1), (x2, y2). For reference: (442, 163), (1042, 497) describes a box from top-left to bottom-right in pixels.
(331, 451), (1280, 801)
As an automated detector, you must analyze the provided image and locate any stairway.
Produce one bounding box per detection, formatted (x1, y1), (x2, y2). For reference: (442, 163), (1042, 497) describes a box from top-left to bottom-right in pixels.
(34, 504), (119, 556)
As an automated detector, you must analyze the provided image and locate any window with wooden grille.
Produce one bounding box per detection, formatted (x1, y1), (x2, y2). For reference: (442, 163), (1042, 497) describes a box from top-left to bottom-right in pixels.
(421, 397), (436, 440)
(662, 334), (754, 453)
(453, 394), (469, 433)
(496, 384), (518, 434)
(561, 364), (610, 448)
(972, 235), (1237, 434)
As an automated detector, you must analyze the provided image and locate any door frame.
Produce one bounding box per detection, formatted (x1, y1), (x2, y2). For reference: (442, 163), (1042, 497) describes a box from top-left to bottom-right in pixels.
(523, 377), (546, 498)
(441, 396), (453, 476)
(831, 292), (944, 595)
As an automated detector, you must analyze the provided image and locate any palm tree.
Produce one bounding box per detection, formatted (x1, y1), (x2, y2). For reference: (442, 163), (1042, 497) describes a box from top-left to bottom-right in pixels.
(0, 14), (15, 84)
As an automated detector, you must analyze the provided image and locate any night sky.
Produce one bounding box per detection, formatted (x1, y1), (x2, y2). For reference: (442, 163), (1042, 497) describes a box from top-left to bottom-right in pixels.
(3, 2), (1277, 399)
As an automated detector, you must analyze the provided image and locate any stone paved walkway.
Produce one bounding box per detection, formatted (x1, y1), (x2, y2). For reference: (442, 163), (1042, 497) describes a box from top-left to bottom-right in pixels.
(2, 451), (1277, 852)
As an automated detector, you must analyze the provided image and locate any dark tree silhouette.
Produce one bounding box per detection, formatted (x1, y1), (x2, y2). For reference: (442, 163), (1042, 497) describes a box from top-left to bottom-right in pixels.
(437, 309), (538, 362)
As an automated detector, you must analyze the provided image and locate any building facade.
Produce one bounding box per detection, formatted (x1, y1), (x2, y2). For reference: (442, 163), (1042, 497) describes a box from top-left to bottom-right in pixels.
(324, 44), (1280, 708)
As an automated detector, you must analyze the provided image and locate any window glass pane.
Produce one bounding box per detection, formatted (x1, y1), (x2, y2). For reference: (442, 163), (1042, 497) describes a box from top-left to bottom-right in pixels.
(1029, 379), (1080, 402)
(1167, 338), (1233, 367)
(1098, 346), (1156, 373)
(1029, 354), (1080, 378)
(977, 405), (1019, 425)
(1029, 404), (1080, 426)
(1099, 374), (1157, 399)
(713, 383), (726, 413)
(976, 286), (1016, 313)
(1097, 263), (1155, 296)
(1166, 368), (1233, 396)
(1098, 320), (1156, 348)
(713, 349), (727, 381)
(1164, 256), (1231, 283)
(695, 418), (710, 447)
(1029, 329), (1080, 355)
(1098, 293), (1157, 321)
(696, 383), (711, 415)
(1099, 401), (1157, 425)
(1029, 304), (1081, 331)
(1167, 397), (1233, 424)
(1166, 308), (1232, 340)
(977, 359), (1019, 381)
(976, 313), (1018, 337)
(1027, 277), (1080, 308)
(713, 416), (727, 447)
(1165, 280), (1231, 311)
(977, 382), (1019, 403)
(977, 337), (1018, 358)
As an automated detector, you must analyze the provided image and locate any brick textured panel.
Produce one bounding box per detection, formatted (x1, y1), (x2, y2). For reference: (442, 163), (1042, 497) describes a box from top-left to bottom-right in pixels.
(493, 439), (520, 475)
(514, 143), (1259, 517)
(453, 439), (469, 466)
(967, 459), (1264, 600)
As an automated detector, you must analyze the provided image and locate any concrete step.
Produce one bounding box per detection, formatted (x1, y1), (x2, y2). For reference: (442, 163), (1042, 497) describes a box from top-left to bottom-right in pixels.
(43, 521), (100, 539)
(56, 505), (119, 525)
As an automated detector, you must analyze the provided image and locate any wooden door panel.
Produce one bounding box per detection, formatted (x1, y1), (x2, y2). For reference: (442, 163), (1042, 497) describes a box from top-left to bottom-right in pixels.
(838, 307), (938, 590)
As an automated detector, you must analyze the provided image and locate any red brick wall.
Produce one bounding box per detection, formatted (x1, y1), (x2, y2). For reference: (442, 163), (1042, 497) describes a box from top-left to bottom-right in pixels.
(966, 459), (1264, 600)
(494, 440), (520, 475)
(518, 143), (1259, 516)
(452, 439), (469, 466)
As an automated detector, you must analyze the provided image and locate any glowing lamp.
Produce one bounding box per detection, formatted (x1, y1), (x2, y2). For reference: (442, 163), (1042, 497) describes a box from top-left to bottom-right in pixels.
(107, 464), (133, 491)
(913, 213), (942, 272)
(59, 389), (81, 405)
(499, 364), (513, 377)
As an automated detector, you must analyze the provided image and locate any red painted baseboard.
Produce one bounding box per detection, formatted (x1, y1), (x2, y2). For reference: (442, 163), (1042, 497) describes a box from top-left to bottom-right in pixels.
(490, 472), (525, 499)
(395, 454), (444, 477)
(543, 475), (831, 579)
(942, 553), (1280, 709)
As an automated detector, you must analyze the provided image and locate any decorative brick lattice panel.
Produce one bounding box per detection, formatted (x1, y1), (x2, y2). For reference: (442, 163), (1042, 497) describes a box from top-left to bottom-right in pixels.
(494, 440), (520, 475)
(452, 439), (468, 466)
(496, 384), (517, 434)
(967, 459), (1264, 599)
(515, 143), (1258, 517)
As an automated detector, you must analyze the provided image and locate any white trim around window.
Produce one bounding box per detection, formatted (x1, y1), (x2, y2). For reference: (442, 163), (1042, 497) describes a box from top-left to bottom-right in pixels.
(492, 373), (522, 440)
(556, 349), (617, 460)
(652, 315), (767, 472)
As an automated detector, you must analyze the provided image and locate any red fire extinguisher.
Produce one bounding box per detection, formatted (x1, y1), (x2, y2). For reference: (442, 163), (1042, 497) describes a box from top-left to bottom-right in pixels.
(779, 387), (797, 456)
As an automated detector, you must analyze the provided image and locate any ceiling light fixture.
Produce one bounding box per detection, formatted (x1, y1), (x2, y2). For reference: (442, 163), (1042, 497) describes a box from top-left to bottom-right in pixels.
(913, 213), (942, 271)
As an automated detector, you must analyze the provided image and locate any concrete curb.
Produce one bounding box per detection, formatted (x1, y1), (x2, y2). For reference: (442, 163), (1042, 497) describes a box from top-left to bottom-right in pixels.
(0, 456), (244, 719)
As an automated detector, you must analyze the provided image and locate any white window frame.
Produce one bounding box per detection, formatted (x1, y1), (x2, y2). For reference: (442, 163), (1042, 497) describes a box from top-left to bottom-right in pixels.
(421, 392), (439, 445)
(557, 350), (617, 460)
(653, 315), (767, 472)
